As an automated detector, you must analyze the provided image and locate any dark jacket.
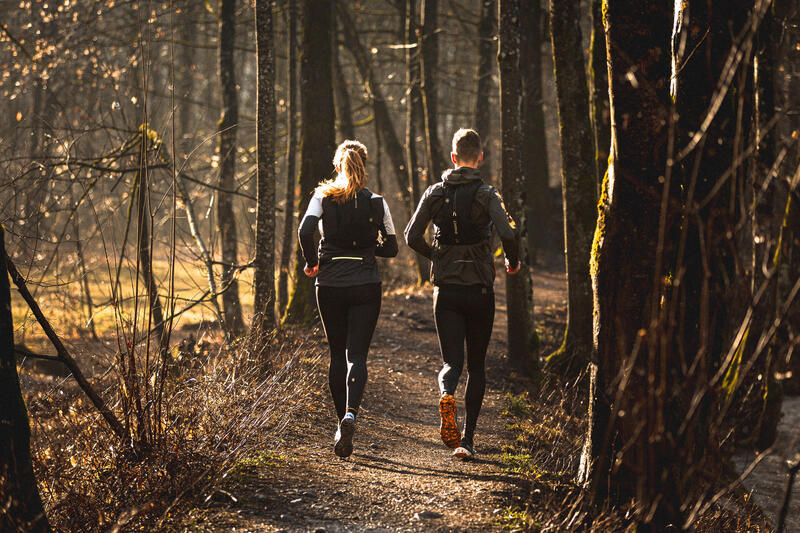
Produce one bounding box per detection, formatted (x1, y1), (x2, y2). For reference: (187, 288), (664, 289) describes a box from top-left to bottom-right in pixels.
(298, 188), (398, 287)
(404, 167), (520, 287)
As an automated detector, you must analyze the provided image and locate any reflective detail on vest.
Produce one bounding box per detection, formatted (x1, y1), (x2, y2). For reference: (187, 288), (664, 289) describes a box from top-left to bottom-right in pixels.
(331, 256), (364, 261)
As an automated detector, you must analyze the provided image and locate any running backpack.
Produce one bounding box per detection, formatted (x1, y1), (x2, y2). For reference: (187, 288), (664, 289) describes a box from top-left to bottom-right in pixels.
(321, 189), (384, 249)
(433, 180), (485, 245)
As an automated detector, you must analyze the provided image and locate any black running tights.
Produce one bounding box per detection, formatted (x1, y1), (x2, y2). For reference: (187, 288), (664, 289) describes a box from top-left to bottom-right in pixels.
(316, 283), (382, 422)
(434, 284), (495, 442)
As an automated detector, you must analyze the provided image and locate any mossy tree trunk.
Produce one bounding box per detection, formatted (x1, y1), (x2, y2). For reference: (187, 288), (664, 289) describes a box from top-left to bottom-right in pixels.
(581, 1), (679, 528)
(254, 0), (276, 327)
(420, 0), (445, 182)
(217, 0), (246, 335)
(405, 0), (428, 285)
(0, 226), (51, 533)
(278, 0), (298, 317)
(671, 0), (763, 456)
(544, 0), (596, 377)
(283, 0), (336, 326)
(521, 1), (553, 260)
(498, 0), (540, 378)
(589, 0), (610, 190)
(774, 0), (800, 395)
(474, 0), (496, 168)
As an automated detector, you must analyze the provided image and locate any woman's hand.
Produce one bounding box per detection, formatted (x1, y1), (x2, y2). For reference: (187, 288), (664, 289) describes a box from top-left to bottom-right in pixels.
(505, 258), (520, 275)
(304, 264), (319, 277)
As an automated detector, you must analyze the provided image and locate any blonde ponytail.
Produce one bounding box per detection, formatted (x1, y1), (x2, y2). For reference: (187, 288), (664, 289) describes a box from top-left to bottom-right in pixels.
(315, 140), (368, 203)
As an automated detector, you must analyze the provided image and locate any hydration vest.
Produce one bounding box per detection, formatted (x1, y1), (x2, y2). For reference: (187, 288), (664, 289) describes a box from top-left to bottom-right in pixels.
(433, 180), (486, 245)
(321, 188), (384, 249)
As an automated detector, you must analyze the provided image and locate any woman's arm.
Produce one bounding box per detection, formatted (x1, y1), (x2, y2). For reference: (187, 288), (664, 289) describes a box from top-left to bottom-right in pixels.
(297, 195), (323, 267)
(375, 198), (399, 258)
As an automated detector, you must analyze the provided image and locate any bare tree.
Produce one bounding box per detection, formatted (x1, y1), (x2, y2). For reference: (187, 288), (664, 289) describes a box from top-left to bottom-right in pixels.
(217, 0), (245, 335)
(283, 0), (336, 325)
(545, 0), (596, 376)
(0, 227), (51, 533)
(420, 0), (445, 181)
(254, 0), (277, 326)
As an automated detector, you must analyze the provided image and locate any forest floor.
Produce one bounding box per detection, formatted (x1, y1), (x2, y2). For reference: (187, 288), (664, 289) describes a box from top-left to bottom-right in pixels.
(192, 267), (570, 533)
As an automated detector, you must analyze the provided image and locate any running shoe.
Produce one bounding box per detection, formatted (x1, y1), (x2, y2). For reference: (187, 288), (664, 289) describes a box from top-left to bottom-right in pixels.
(439, 394), (461, 449)
(453, 438), (474, 460)
(334, 416), (355, 458)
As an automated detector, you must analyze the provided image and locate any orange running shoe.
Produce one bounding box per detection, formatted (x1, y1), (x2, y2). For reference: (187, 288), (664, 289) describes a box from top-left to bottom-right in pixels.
(439, 394), (461, 449)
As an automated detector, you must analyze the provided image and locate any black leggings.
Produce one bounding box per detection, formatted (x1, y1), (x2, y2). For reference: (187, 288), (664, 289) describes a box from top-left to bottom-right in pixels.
(316, 283), (382, 422)
(434, 284), (495, 442)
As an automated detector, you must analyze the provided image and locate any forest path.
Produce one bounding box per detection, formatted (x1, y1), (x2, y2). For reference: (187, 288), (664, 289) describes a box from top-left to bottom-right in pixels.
(203, 269), (568, 532)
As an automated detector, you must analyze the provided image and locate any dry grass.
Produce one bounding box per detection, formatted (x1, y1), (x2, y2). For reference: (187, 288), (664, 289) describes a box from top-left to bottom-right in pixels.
(21, 317), (317, 532)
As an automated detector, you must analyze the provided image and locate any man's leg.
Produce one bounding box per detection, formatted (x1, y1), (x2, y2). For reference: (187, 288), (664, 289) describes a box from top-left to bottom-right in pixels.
(316, 286), (349, 422)
(434, 285), (467, 449)
(462, 286), (495, 446)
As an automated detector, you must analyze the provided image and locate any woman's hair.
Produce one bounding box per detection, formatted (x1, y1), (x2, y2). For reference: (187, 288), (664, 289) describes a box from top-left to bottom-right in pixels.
(315, 140), (368, 203)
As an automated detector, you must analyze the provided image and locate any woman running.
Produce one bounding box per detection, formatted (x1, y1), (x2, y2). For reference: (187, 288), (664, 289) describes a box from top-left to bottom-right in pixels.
(298, 139), (398, 458)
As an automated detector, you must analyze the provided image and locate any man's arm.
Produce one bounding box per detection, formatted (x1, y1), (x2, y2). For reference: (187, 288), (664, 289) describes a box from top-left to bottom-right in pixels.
(404, 188), (434, 260)
(487, 188), (520, 268)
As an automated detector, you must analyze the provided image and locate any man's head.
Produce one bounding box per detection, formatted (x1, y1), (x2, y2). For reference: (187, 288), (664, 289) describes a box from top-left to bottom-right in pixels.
(450, 128), (483, 168)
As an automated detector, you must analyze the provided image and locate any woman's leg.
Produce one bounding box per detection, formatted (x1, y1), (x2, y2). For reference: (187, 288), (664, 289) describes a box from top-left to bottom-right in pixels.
(316, 286), (350, 421)
(343, 283), (382, 415)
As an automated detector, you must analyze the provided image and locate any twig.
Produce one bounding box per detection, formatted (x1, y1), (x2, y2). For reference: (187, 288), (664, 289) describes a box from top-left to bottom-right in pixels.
(6, 254), (125, 439)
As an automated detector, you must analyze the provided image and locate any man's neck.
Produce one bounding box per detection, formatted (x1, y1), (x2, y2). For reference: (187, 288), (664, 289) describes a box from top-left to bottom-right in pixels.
(455, 162), (478, 169)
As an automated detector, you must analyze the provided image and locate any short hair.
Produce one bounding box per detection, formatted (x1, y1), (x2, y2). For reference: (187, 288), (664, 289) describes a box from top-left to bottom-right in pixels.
(451, 128), (482, 163)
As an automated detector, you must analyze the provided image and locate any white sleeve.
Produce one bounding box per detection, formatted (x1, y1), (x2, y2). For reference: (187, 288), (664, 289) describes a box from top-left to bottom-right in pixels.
(382, 198), (396, 235)
(303, 193), (323, 219)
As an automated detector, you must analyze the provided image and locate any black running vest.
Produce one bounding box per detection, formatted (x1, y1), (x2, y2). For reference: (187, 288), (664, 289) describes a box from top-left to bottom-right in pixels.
(433, 180), (486, 245)
(321, 188), (384, 249)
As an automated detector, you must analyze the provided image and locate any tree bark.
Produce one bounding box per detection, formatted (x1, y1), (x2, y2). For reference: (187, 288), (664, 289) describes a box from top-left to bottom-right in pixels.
(333, 36), (355, 141)
(544, 0), (597, 377)
(474, 0), (496, 166)
(254, 0), (277, 327)
(581, 1), (677, 528)
(498, 0), (540, 377)
(0, 227), (51, 533)
(217, 0), (246, 335)
(278, 0), (299, 316)
(338, 3), (410, 206)
(520, 0), (553, 260)
(406, 0), (428, 285)
(420, 0), (445, 182)
(589, 0), (610, 190)
(283, 0), (336, 325)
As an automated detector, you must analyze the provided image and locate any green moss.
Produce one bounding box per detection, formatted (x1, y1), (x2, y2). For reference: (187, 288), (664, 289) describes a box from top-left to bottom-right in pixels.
(502, 392), (533, 419)
(500, 452), (542, 477)
(590, 161), (612, 282)
(494, 506), (539, 531)
(722, 324), (749, 397)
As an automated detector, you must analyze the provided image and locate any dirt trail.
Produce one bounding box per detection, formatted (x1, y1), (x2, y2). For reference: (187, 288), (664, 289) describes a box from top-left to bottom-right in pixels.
(202, 272), (568, 532)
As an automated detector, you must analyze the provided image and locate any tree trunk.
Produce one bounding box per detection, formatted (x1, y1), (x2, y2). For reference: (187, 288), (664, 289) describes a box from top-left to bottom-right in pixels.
(333, 37), (355, 141)
(520, 0), (553, 260)
(338, 4), (410, 206)
(0, 227), (51, 533)
(773, 0), (800, 395)
(420, 0), (444, 182)
(474, 0), (496, 166)
(254, 0), (277, 327)
(217, 0), (246, 336)
(278, 0), (299, 316)
(544, 0), (596, 377)
(283, 0), (336, 325)
(581, 2), (676, 527)
(406, 0), (428, 285)
(589, 0), (610, 190)
(498, 0), (540, 377)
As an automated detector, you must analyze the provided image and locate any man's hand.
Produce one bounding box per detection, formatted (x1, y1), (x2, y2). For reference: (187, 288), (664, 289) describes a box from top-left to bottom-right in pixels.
(505, 258), (520, 275)
(304, 264), (319, 277)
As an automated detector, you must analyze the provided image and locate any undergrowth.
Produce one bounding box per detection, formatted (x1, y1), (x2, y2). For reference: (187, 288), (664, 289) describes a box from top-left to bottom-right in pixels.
(24, 325), (317, 532)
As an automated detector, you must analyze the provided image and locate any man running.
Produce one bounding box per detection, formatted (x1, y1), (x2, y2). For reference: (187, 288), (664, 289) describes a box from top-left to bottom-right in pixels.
(404, 128), (520, 460)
